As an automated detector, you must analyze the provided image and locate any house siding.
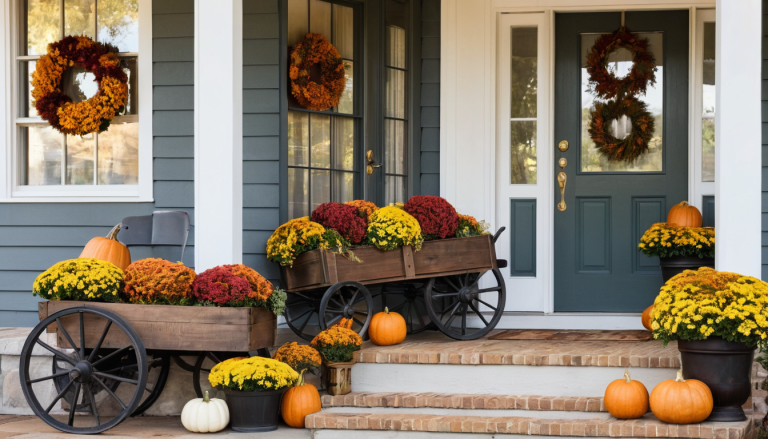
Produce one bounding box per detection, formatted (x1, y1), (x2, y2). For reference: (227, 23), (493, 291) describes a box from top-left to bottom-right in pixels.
(420, 0), (440, 195)
(0, 0), (195, 327)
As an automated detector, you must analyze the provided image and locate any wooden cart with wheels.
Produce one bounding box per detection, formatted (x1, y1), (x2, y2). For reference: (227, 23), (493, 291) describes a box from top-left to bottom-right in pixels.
(20, 301), (276, 434)
(280, 229), (507, 341)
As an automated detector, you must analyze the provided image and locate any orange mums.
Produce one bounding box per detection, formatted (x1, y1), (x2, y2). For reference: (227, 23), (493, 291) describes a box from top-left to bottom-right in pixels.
(123, 258), (196, 305)
(289, 33), (346, 111)
(345, 200), (379, 222)
(224, 264), (274, 302)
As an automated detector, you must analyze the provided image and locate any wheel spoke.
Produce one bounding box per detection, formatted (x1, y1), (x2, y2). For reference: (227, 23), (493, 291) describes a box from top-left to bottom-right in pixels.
(440, 300), (461, 318)
(475, 287), (502, 294)
(353, 317), (365, 327)
(476, 298), (498, 311)
(348, 289), (359, 307)
(388, 302), (406, 313)
(469, 302), (490, 326)
(330, 296), (346, 309)
(56, 318), (81, 361)
(93, 371), (139, 385)
(88, 320), (113, 362)
(444, 277), (461, 291)
(289, 307), (313, 323)
(79, 312), (86, 360)
(91, 345), (133, 368)
(444, 304), (463, 329)
(84, 383), (100, 426)
(44, 378), (74, 413)
(93, 376), (126, 410)
(26, 370), (70, 384)
(36, 339), (76, 366)
(353, 311), (368, 317)
(67, 382), (80, 426)
(298, 310), (315, 333)
(432, 292), (459, 299)
(326, 314), (343, 327)
(461, 306), (467, 335)
(324, 307), (344, 313)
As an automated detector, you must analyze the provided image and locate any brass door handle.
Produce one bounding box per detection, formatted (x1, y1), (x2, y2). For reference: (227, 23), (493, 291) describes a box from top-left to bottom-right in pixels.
(366, 150), (382, 175)
(557, 171), (567, 211)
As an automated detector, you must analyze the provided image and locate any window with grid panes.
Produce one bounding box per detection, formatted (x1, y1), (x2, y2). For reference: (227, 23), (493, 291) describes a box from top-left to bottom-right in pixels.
(287, 0), (358, 219)
(383, 0), (408, 205)
(17, 0), (139, 187)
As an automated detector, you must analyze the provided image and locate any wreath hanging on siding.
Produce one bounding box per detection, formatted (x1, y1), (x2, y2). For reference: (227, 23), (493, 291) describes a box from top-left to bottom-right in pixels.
(31, 36), (128, 136)
(585, 27), (657, 163)
(289, 33), (347, 111)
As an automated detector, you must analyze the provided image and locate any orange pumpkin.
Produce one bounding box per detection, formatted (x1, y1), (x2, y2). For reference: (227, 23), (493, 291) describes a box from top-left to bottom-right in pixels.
(604, 369), (649, 419)
(650, 369), (713, 424)
(281, 370), (321, 428)
(368, 307), (407, 346)
(641, 304), (655, 331)
(667, 201), (702, 227)
(79, 224), (131, 271)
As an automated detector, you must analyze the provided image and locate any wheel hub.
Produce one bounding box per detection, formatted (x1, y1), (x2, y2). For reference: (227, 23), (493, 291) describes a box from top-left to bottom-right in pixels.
(69, 361), (93, 383)
(458, 288), (475, 303)
(343, 305), (355, 318)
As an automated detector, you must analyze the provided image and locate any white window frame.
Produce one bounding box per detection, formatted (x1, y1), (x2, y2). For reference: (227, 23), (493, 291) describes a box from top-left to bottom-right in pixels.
(0, 0), (153, 203)
(692, 8), (715, 209)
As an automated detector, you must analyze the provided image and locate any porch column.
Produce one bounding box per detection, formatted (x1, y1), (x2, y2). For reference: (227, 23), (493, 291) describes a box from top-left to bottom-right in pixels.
(194, 0), (243, 271)
(714, 0), (762, 278)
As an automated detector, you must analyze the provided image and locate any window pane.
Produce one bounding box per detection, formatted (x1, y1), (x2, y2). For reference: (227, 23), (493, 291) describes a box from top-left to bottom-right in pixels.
(288, 168), (309, 219)
(333, 4), (354, 60)
(385, 68), (405, 119)
(288, 111), (309, 167)
(385, 119), (406, 175)
(332, 117), (354, 171)
(66, 133), (95, 185)
(580, 32), (663, 172)
(309, 0), (331, 39)
(311, 169), (330, 211)
(61, 65), (98, 103)
(26, 0), (61, 56)
(332, 171), (354, 202)
(510, 120), (537, 184)
(702, 119), (715, 182)
(337, 60), (354, 114)
(65, 0), (96, 40)
(24, 61), (37, 117)
(121, 57), (138, 115)
(287, 0), (308, 47)
(97, 0), (139, 52)
(511, 27), (537, 119)
(386, 25), (406, 69)
(24, 126), (62, 185)
(702, 23), (716, 116)
(386, 176), (407, 205)
(310, 114), (330, 168)
(98, 122), (138, 184)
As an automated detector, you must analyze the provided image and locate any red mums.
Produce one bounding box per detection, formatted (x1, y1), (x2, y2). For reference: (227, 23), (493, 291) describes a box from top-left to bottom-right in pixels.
(404, 195), (459, 239)
(311, 202), (367, 244)
(192, 266), (251, 306)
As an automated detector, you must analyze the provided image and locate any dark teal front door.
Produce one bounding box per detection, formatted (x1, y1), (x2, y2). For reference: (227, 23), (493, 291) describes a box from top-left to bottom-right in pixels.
(554, 11), (689, 312)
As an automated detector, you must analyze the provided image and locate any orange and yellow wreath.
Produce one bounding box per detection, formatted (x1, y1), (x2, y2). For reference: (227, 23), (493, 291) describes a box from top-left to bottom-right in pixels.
(31, 36), (128, 136)
(289, 33), (346, 111)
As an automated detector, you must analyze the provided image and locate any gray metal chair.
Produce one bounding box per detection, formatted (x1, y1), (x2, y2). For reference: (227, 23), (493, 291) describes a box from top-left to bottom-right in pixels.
(119, 211), (190, 262)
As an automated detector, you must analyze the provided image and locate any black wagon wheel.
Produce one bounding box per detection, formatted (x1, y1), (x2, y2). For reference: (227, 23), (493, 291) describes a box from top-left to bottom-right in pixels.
(192, 351), (250, 398)
(380, 281), (434, 334)
(319, 281), (374, 337)
(424, 268), (506, 340)
(284, 290), (323, 341)
(131, 353), (171, 416)
(171, 354), (198, 372)
(20, 307), (148, 434)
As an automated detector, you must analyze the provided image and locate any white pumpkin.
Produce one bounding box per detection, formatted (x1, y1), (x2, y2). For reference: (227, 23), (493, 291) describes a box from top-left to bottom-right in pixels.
(181, 391), (229, 433)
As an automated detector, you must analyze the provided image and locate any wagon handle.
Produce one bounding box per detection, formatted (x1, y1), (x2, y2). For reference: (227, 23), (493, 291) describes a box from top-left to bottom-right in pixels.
(492, 227), (506, 244)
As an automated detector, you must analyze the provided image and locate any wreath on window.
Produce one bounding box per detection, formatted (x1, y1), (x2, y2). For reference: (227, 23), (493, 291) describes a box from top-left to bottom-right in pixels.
(289, 33), (347, 111)
(588, 96), (655, 163)
(31, 36), (128, 136)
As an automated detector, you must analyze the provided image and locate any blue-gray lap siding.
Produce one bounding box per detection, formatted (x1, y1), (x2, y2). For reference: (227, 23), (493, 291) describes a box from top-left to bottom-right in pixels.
(0, 0), (195, 327)
(421, 0), (440, 196)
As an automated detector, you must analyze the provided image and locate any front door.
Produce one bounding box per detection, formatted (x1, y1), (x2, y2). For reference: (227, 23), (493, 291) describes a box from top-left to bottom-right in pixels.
(554, 11), (689, 312)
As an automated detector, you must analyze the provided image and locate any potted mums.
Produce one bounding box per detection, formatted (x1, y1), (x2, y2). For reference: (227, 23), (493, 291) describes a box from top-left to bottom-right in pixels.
(651, 267), (768, 421)
(207, 356), (298, 432)
(311, 326), (363, 395)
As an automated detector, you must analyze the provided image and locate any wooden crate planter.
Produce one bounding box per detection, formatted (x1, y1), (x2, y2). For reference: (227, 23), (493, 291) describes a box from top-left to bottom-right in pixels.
(38, 300), (276, 352)
(281, 234), (498, 291)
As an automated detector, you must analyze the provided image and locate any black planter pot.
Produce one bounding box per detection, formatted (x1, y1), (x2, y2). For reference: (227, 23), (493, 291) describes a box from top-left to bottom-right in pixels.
(659, 256), (714, 283)
(678, 337), (755, 422)
(224, 388), (286, 432)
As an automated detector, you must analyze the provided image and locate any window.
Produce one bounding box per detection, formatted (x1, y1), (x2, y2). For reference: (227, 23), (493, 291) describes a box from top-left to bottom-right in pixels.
(509, 27), (538, 184)
(383, 0), (408, 204)
(287, 0), (358, 218)
(693, 9), (715, 209)
(10, 0), (146, 199)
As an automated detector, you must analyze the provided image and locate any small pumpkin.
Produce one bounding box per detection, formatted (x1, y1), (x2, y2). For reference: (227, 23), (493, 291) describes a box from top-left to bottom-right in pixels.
(79, 224), (131, 271)
(180, 390), (229, 433)
(281, 370), (322, 428)
(650, 369), (713, 424)
(641, 304), (655, 331)
(369, 306), (407, 346)
(604, 369), (649, 419)
(667, 201), (703, 227)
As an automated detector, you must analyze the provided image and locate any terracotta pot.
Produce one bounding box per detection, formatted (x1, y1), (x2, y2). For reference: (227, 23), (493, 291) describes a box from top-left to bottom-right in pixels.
(323, 358), (355, 396)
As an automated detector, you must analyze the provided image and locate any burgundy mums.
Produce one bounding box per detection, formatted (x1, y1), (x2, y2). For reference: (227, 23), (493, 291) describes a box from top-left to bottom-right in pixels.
(192, 266), (251, 306)
(404, 195), (459, 239)
(311, 202), (367, 244)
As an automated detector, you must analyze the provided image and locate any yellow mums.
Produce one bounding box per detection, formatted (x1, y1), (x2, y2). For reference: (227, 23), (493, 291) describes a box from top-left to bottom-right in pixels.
(33, 258), (123, 302)
(366, 206), (423, 251)
(652, 267), (768, 347)
(266, 217), (327, 267)
(208, 356), (298, 392)
(639, 223), (715, 259)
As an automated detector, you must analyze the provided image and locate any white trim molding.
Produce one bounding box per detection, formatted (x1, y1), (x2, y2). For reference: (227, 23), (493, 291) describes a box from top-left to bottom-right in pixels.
(714, 0), (762, 277)
(194, 0), (244, 271)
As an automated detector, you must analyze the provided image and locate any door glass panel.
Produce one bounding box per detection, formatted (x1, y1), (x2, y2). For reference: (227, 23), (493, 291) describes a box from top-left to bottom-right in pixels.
(311, 169), (330, 211)
(510, 26), (537, 184)
(510, 121), (537, 184)
(309, 0), (331, 38)
(332, 117), (355, 171)
(332, 171), (355, 202)
(386, 175), (407, 205)
(24, 61), (38, 117)
(333, 4), (354, 60)
(310, 114), (331, 168)
(580, 32), (664, 172)
(338, 60), (354, 114)
(702, 22), (715, 182)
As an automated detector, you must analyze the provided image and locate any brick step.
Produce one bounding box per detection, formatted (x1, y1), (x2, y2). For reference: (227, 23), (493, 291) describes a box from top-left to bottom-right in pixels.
(307, 409), (759, 438)
(322, 392), (606, 412)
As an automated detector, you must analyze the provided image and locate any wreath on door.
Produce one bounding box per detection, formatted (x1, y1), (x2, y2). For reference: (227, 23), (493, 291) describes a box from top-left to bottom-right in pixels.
(585, 26), (657, 163)
(289, 33), (347, 111)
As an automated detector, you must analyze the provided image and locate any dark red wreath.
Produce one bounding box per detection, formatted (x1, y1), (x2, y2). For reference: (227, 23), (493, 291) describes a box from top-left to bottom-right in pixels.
(588, 96), (655, 163)
(586, 27), (657, 100)
(289, 33), (346, 111)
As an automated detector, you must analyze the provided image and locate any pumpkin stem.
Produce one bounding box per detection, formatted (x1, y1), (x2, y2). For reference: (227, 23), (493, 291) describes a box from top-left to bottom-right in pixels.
(623, 369), (631, 383)
(675, 369), (685, 382)
(297, 369), (307, 387)
(384, 307), (389, 314)
(106, 223), (122, 241)
(203, 390), (210, 403)
(679, 201), (689, 206)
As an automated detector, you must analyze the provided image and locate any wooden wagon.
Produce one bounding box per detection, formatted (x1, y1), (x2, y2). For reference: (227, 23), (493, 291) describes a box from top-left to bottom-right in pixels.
(19, 301), (276, 434)
(280, 229), (507, 342)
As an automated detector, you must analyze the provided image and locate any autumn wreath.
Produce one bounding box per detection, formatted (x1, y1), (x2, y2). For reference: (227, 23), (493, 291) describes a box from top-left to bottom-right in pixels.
(586, 27), (656, 100)
(31, 36), (128, 136)
(289, 33), (346, 111)
(588, 96), (655, 163)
